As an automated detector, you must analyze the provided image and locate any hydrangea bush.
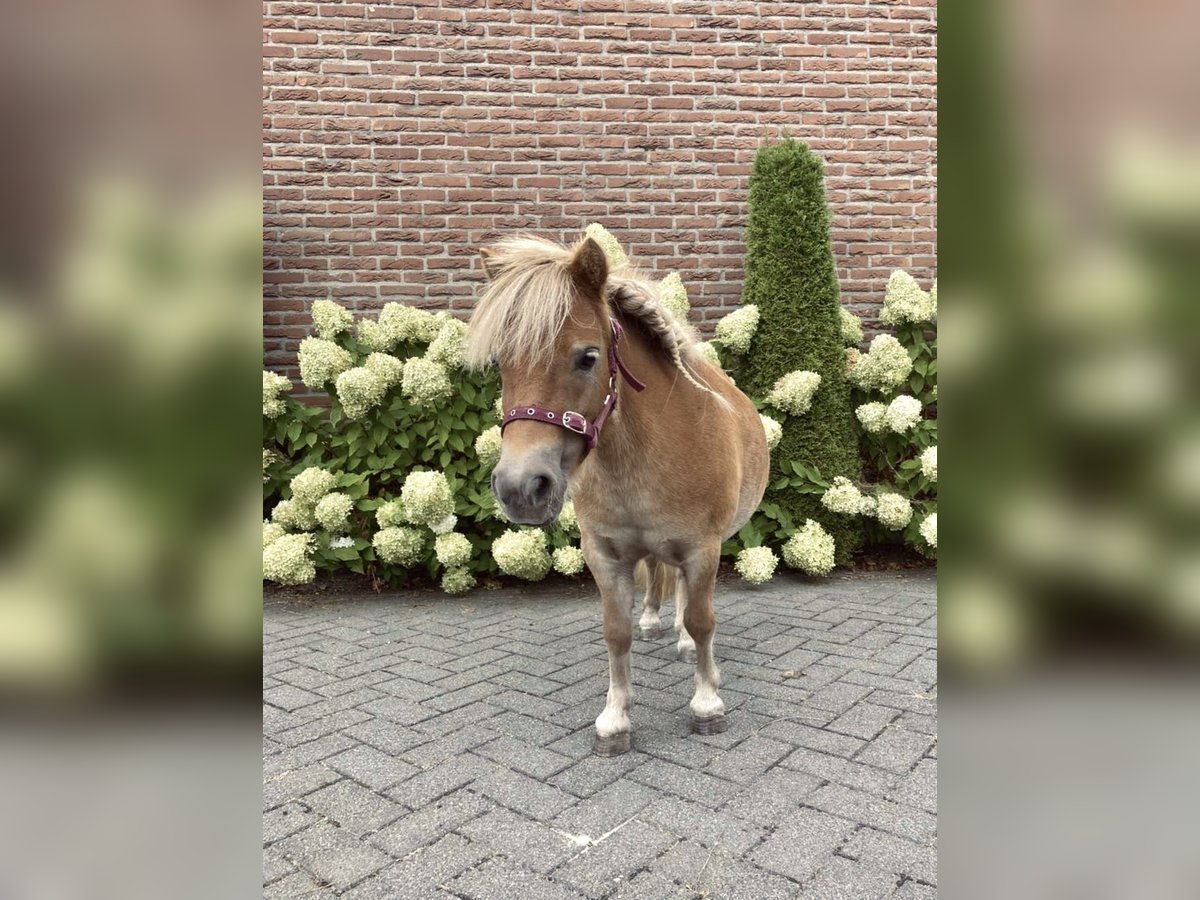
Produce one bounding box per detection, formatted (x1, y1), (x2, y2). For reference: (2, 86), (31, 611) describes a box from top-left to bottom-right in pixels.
(263, 299), (582, 591)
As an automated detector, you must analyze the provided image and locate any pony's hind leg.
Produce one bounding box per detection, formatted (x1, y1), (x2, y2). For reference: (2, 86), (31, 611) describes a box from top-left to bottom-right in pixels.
(680, 541), (726, 734)
(675, 575), (697, 662)
(585, 541), (637, 756)
(636, 559), (673, 640)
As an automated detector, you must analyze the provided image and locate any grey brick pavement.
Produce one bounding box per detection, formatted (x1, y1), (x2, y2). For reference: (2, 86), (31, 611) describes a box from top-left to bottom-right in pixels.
(264, 570), (936, 898)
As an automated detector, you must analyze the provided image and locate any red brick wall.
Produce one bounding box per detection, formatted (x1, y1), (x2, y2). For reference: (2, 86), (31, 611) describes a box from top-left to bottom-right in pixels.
(263, 0), (937, 376)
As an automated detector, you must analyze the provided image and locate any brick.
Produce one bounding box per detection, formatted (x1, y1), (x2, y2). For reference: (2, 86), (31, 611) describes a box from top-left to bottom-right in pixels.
(274, 821), (393, 891)
(750, 806), (856, 883)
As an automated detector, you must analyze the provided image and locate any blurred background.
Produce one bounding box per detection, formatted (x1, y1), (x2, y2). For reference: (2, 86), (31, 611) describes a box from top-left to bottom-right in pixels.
(942, 0), (1200, 896)
(0, 1), (260, 898)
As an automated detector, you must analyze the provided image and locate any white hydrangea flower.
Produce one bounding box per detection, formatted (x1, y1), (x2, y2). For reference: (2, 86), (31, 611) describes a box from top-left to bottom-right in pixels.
(401, 357), (453, 406)
(930, 279), (937, 317)
(782, 519), (836, 576)
(552, 545), (586, 576)
(435, 532), (473, 568)
(767, 370), (821, 416)
(557, 499), (578, 534)
(400, 470), (454, 526)
(262, 449), (276, 482)
(311, 299), (353, 340)
(847, 334), (912, 393)
(271, 498), (316, 531)
(839, 307), (863, 345)
(357, 302), (439, 351)
(875, 492), (913, 530)
(856, 402), (888, 433)
(335, 366), (387, 419)
(881, 270), (936, 325)
(694, 341), (721, 367)
(263, 533), (315, 585)
(298, 337), (353, 390)
(430, 514), (458, 535)
(822, 476), (872, 516)
(656, 272), (690, 320)
(441, 566), (476, 595)
(375, 499), (405, 528)
(492, 528), (552, 580)
(291, 467), (336, 505)
(315, 492), (353, 532)
(263, 370), (292, 418)
(329, 535), (355, 549)
(426, 316), (468, 369)
(263, 520), (286, 548)
(365, 352), (404, 389)
(919, 512), (937, 548)
(715, 305), (760, 354)
(735, 546), (778, 584)
(884, 395), (923, 433)
(584, 222), (629, 269)
(372, 526), (425, 566)
(474, 425), (503, 470)
(920, 445), (937, 482)
(760, 414), (783, 452)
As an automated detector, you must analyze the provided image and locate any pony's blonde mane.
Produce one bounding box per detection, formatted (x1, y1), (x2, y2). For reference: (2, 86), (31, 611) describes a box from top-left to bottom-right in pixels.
(465, 235), (715, 396)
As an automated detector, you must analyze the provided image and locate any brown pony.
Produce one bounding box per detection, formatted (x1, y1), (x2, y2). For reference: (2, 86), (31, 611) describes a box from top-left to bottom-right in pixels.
(466, 235), (769, 756)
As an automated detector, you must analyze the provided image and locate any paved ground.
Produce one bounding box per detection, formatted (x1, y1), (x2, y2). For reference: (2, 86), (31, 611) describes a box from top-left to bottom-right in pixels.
(264, 570), (937, 899)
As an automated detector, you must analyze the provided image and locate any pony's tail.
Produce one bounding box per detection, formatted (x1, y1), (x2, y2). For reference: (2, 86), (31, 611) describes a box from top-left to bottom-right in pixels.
(635, 558), (680, 609)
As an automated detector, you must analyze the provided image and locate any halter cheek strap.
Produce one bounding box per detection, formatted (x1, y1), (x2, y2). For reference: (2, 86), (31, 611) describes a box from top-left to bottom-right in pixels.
(500, 319), (645, 452)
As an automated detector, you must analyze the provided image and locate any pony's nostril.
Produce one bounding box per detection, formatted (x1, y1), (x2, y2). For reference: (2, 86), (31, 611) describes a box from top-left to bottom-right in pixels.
(526, 474), (551, 506)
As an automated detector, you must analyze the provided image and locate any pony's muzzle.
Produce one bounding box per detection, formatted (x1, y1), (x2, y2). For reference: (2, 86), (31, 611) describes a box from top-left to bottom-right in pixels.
(492, 455), (565, 526)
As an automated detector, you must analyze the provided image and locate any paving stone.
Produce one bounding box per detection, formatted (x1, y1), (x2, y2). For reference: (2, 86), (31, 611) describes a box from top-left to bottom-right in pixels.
(802, 855), (900, 899)
(552, 819), (677, 899)
(447, 856), (586, 900)
(262, 763), (341, 811)
(369, 788), (492, 857)
(828, 702), (902, 740)
(612, 870), (696, 899)
(263, 684), (325, 712)
(750, 806), (856, 883)
(649, 839), (798, 900)
(342, 833), (489, 900)
(262, 848), (295, 884)
(719, 766), (823, 826)
(842, 827), (938, 886)
(324, 744), (419, 792)
(855, 725), (934, 774)
(274, 821), (393, 891)
(305, 779), (407, 836)
(472, 766), (578, 819)
(476, 734), (575, 780)
(806, 782), (937, 843)
(552, 778), (663, 839)
(459, 806), (584, 873)
(263, 869), (336, 898)
(386, 753), (492, 809)
(639, 796), (767, 855)
(628, 758), (741, 808)
(263, 801), (319, 845)
(778, 746), (901, 796)
(889, 757), (937, 813)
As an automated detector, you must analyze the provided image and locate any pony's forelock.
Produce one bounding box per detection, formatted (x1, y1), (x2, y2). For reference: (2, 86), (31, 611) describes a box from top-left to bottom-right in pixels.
(466, 234), (719, 399)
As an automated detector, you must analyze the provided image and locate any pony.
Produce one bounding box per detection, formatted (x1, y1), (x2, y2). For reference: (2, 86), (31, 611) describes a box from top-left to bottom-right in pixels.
(466, 234), (769, 756)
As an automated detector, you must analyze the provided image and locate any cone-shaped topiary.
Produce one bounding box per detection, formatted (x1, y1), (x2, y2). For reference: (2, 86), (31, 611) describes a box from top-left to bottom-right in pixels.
(735, 140), (862, 563)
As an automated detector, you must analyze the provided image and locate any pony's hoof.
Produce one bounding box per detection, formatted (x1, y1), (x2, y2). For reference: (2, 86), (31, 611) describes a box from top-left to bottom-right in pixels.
(677, 646), (697, 664)
(639, 624), (668, 640)
(690, 714), (728, 735)
(592, 732), (631, 757)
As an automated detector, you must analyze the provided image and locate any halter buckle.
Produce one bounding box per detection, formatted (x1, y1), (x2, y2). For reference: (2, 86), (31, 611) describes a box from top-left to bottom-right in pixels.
(561, 411), (588, 434)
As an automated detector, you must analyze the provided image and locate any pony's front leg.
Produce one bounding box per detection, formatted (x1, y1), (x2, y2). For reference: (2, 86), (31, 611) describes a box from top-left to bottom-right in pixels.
(584, 543), (637, 756)
(681, 542), (726, 734)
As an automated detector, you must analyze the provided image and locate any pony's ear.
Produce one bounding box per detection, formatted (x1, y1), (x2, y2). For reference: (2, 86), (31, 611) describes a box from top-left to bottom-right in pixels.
(568, 237), (608, 296)
(479, 247), (503, 280)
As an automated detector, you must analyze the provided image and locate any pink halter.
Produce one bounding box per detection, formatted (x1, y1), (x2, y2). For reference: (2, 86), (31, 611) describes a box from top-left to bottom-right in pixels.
(500, 319), (645, 454)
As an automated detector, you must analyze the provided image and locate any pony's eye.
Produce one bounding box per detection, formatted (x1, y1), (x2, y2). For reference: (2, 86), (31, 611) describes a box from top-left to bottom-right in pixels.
(578, 348), (600, 371)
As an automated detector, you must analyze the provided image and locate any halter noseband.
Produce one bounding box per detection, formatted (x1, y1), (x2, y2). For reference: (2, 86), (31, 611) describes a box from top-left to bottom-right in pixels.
(500, 319), (646, 454)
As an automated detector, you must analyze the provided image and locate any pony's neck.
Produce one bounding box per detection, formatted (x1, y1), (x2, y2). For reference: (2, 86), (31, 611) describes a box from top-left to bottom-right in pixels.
(590, 315), (678, 466)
